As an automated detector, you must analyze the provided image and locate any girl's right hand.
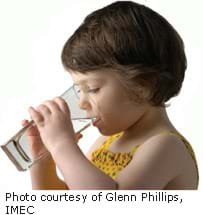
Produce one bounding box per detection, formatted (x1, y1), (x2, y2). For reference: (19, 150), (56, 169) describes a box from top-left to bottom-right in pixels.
(22, 119), (49, 159)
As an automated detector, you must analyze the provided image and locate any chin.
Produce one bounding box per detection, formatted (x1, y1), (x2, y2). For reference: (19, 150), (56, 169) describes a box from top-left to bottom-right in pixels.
(98, 127), (122, 136)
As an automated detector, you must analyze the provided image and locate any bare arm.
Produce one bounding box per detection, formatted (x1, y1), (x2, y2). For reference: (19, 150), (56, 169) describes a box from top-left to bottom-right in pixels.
(116, 134), (184, 189)
(52, 134), (184, 190)
(52, 141), (117, 190)
(31, 134), (104, 190)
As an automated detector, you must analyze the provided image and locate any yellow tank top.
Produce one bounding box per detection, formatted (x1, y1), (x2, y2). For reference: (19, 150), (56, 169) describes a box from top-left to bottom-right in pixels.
(90, 131), (199, 182)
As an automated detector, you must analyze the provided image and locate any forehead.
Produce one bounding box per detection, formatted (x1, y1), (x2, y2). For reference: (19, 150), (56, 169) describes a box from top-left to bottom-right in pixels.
(70, 70), (115, 85)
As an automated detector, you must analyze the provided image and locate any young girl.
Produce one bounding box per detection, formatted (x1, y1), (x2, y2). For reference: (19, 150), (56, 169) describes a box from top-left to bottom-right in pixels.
(23, 1), (199, 189)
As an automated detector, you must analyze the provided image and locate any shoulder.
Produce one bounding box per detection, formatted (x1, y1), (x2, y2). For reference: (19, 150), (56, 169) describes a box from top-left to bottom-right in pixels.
(116, 133), (186, 189)
(136, 132), (186, 157)
(86, 135), (108, 160)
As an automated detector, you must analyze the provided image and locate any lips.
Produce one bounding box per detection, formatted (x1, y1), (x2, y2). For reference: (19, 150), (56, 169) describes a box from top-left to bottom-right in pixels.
(87, 115), (101, 126)
(92, 118), (101, 126)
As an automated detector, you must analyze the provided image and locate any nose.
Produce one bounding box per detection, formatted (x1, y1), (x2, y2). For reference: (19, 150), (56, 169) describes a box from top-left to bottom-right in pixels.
(78, 92), (91, 110)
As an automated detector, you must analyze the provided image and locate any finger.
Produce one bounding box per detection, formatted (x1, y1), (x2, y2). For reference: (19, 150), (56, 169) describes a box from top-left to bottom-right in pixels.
(76, 133), (83, 140)
(53, 97), (70, 115)
(21, 119), (39, 136)
(42, 100), (61, 114)
(22, 119), (29, 127)
(75, 133), (83, 143)
(37, 104), (52, 118)
(28, 106), (44, 126)
(22, 119), (34, 135)
(22, 119), (40, 136)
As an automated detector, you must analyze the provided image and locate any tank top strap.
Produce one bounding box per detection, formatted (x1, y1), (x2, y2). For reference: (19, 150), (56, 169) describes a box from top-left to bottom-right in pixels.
(129, 130), (197, 158)
(159, 130), (199, 184)
(102, 132), (124, 150)
(130, 144), (141, 155)
(104, 132), (141, 155)
(159, 130), (197, 162)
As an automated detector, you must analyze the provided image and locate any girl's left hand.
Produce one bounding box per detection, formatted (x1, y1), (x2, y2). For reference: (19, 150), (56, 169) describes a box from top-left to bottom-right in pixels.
(28, 97), (78, 154)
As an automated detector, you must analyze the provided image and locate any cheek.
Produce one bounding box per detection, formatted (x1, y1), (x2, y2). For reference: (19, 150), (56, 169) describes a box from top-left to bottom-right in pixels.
(97, 103), (131, 133)
(97, 101), (145, 135)
(96, 89), (127, 112)
(94, 90), (131, 119)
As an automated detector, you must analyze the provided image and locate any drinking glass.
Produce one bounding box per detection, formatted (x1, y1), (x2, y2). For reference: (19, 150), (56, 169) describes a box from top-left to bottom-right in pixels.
(1, 85), (95, 171)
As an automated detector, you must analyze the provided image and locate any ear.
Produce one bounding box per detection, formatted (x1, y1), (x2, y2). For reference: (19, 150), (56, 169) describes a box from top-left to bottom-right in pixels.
(127, 85), (152, 105)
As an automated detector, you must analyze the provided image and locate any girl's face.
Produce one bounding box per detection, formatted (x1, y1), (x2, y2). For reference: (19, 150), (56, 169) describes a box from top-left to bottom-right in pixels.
(71, 70), (149, 136)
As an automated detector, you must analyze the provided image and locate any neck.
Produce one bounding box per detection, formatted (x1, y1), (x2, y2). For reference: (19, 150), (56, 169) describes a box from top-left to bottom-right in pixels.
(123, 106), (176, 140)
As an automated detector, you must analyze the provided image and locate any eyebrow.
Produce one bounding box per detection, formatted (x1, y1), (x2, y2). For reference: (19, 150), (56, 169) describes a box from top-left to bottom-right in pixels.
(73, 78), (102, 85)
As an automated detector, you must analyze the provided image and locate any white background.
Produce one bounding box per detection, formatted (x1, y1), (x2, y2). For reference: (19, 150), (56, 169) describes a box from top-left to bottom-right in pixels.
(0, 0), (202, 213)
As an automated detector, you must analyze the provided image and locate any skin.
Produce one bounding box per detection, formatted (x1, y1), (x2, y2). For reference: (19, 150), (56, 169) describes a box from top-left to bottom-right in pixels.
(26, 70), (198, 189)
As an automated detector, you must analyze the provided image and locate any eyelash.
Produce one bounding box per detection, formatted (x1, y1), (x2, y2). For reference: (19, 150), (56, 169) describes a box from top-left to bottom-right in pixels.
(88, 88), (99, 93)
(75, 88), (99, 94)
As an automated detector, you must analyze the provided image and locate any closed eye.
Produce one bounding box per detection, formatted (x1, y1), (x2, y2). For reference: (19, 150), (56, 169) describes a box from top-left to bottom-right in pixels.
(87, 88), (99, 93)
(73, 85), (99, 95)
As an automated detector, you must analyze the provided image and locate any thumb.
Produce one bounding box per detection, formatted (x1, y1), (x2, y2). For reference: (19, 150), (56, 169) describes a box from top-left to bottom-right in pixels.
(76, 133), (83, 140)
(21, 119), (40, 136)
(22, 119), (29, 127)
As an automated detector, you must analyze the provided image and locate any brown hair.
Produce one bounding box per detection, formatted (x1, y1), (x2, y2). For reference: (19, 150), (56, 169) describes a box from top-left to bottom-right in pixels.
(61, 1), (187, 106)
